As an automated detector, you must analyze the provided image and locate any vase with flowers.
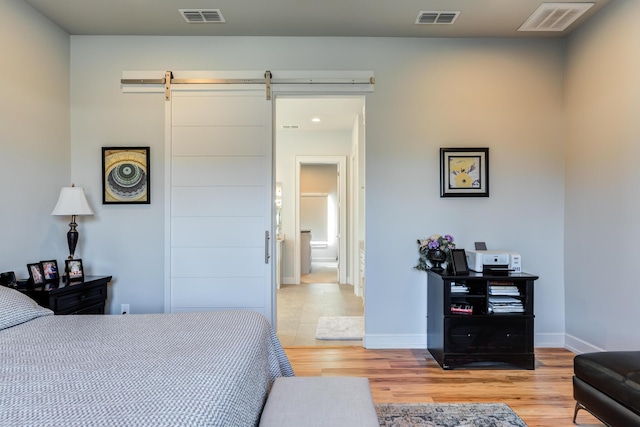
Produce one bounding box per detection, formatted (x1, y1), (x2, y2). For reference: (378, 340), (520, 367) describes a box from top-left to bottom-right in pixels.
(415, 234), (456, 272)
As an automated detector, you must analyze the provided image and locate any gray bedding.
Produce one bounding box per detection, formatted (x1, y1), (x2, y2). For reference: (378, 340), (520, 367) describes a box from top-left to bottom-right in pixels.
(0, 309), (294, 426)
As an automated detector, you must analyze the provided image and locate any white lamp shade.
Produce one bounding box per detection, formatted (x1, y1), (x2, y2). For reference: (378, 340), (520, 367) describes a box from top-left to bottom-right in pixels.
(51, 186), (94, 216)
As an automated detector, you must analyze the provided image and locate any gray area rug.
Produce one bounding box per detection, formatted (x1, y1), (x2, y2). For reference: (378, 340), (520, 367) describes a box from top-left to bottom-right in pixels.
(315, 316), (363, 340)
(375, 403), (528, 427)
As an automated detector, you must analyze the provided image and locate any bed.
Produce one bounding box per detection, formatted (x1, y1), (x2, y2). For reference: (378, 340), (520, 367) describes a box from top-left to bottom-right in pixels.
(0, 285), (294, 426)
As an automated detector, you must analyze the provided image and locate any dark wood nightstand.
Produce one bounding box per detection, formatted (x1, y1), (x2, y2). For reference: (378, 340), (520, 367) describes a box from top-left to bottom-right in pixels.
(20, 276), (112, 315)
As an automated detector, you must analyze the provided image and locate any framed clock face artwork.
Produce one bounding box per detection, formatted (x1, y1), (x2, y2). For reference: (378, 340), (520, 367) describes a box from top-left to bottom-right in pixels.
(102, 147), (150, 204)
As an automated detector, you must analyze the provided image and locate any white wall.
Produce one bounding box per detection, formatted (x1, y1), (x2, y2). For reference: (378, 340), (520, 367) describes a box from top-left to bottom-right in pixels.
(0, 0), (70, 275)
(564, 0), (640, 352)
(364, 39), (567, 348)
(70, 40), (166, 314)
(66, 36), (567, 349)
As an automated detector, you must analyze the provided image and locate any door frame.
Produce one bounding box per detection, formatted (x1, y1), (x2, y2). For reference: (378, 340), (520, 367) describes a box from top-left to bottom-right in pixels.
(293, 156), (347, 285)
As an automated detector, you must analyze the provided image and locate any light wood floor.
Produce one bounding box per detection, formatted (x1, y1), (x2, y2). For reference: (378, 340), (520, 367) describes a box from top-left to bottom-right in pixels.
(276, 262), (364, 346)
(277, 263), (600, 426)
(284, 346), (604, 427)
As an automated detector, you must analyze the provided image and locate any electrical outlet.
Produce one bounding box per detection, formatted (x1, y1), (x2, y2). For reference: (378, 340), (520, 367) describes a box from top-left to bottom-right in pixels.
(121, 304), (130, 315)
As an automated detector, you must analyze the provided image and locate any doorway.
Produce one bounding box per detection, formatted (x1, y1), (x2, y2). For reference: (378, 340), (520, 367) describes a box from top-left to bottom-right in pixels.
(300, 164), (339, 282)
(274, 96), (366, 346)
(295, 157), (347, 285)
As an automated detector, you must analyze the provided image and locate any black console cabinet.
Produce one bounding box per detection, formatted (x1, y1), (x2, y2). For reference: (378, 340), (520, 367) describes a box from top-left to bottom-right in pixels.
(21, 276), (112, 315)
(427, 270), (538, 370)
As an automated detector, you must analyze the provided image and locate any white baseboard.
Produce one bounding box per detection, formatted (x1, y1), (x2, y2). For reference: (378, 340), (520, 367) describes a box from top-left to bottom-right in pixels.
(534, 332), (565, 348)
(283, 276), (296, 285)
(564, 334), (604, 354)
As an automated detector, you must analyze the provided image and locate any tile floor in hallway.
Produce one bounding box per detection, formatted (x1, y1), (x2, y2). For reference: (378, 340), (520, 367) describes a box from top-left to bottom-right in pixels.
(276, 263), (364, 346)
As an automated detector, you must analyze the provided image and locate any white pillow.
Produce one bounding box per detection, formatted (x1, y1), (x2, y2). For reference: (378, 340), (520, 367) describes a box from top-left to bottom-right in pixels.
(0, 285), (53, 330)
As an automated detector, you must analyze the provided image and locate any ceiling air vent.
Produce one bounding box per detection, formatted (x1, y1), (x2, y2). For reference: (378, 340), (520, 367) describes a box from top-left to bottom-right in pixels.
(519, 2), (594, 32)
(179, 9), (226, 24)
(281, 125), (300, 130)
(416, 11), (460, 25)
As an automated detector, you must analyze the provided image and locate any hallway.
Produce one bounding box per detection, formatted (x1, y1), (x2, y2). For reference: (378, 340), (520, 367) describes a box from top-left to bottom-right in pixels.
(276, 262), (364, 346)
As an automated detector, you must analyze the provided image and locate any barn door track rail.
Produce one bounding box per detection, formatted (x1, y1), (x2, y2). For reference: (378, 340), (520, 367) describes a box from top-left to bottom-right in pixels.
(121, 70), (375, 100)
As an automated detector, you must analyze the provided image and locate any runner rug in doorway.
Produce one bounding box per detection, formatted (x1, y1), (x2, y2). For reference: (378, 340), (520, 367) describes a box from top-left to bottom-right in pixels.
(315, 316), (363, 340)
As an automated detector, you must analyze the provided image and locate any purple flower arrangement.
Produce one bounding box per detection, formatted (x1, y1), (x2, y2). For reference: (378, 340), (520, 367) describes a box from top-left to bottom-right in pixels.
(415, 234), (456, 271)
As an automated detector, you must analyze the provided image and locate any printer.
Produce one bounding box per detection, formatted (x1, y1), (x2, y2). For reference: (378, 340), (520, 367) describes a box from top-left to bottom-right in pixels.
(466, 250), (522, 273)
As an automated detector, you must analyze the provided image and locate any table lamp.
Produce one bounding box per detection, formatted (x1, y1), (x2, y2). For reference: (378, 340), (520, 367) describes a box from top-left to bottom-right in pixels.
(51, 184), (94, 259)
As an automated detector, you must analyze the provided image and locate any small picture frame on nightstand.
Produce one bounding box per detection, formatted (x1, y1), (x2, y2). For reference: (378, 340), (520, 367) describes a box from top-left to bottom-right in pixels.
(65, 259), (84, 283)
(27, 263), (46, 285)
(40, 260), (59, 283)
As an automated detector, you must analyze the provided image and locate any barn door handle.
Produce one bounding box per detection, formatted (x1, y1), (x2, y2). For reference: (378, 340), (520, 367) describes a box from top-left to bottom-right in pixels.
(265, 231), (271, 264)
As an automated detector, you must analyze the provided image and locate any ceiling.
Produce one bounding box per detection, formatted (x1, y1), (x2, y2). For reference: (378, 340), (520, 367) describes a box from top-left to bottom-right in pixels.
(23, 0), (612, 38)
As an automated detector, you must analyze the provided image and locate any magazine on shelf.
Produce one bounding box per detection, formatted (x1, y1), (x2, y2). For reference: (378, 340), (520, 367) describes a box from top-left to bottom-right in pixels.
(489, 284), (520, 296)
(451, 282), (469, 294)
(450, 303), (473, 315)
(488, 295), (524, 313)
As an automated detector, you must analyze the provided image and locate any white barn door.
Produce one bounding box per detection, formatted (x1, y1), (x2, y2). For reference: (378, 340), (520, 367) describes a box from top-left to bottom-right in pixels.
(167, 86), (273, 321)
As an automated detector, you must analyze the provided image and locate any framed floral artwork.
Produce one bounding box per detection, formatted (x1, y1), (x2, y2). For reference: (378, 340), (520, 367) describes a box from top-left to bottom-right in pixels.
(102, 147), (150, 204)
(440, 147), (489, 197)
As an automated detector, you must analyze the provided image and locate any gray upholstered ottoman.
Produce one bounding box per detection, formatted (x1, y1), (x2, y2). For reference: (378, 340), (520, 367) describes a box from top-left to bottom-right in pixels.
(259, 377), (379, 427)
